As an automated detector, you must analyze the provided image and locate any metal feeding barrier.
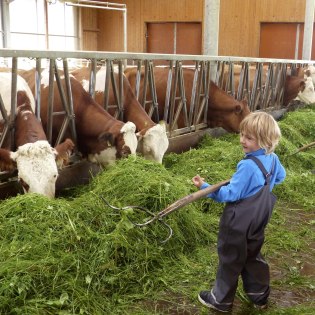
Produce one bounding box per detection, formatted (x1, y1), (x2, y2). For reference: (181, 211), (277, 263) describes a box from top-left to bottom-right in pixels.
(100, 178), (230, 243)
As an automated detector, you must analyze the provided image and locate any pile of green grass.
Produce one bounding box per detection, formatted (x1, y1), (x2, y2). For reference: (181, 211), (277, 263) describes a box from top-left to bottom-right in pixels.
(276, 107), (315, 209)
(0, 106), (314, 314)
(0, 158), (218, 314)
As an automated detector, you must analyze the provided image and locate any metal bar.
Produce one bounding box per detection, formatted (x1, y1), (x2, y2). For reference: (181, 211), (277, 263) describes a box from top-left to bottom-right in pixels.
(103, 59), (111, 110)
(203, 61), (211, 124)
(109, 61), (121, 119)
(173, 63), (188, 128)
(89, 59), (97, 99)
(135, 60), (142, 100)
(189, 62), (199, 127)
(194, 61), (209, 127)
(169, 62), (180, 132)
(74, 0), (126, 7)
(250, 63), (263, 111)
(46, 59), (55, 143)
(65, 3), (126, 11)
(163, 61), (174, 122)
(118, 60), (124, 120)
(141, 60), (149, 111)
(10, 58), (18, 150)
(214, 61), (222, 85)
(229, 62), (235, 97)
(35, 58), (42, 120)
(0, 94), (9, 147)
(0, 48), (311, 64)
(62, 58), (78, 146)
(147, 60), (159, 121)
(261, 63), (273, 110)
(53, 60), (72, 146)
(192, 62), (202, 127)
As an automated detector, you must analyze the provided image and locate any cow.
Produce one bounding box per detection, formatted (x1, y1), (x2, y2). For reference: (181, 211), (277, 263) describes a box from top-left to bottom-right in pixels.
(19, 68), (138, 166)
(284, 74), (315, 109)
(0, 72), (74, 197)
(219, 64), (315, 107)
(70, 66), (169, 163)
(125, 67), (250, 133)
(303, 65), (315, 85)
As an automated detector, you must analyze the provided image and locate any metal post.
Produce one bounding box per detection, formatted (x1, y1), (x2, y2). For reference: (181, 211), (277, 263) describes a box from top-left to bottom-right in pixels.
(203, 0), (220, 81)
(0, 0), (10, 48)
(302, 0), (315, 60)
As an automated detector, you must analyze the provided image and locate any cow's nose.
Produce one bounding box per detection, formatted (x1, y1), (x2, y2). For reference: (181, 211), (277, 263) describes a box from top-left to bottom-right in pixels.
(121, 146), (131, 158)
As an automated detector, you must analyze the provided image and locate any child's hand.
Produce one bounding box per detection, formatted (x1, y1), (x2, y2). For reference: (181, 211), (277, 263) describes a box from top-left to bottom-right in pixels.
(192, 175), (205, 188)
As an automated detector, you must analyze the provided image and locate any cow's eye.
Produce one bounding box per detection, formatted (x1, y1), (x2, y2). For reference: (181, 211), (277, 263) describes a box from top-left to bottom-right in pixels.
(19, 178), (30, 192)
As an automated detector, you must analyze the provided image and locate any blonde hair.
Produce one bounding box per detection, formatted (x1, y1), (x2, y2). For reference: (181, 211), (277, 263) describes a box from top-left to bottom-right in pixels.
(239, 112), (281, 154)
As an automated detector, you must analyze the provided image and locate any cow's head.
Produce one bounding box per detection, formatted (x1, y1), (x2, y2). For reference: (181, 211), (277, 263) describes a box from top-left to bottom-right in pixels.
(303, 65), (315, 86)
(295, 77), (315, 104)
(137, 122), (169, 163)
(208, 82), (251, 133)
(87, 122), (137, 166)
(117, 121), (138, 158)
(230, 100), (250, 133)
(0, 140), (74, 198)
(87, 132), (117, 166)
(208, 99), (250, 133)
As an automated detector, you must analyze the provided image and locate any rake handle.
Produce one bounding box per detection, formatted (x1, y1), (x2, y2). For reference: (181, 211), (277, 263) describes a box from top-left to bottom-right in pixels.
(158, 178), (230, 219)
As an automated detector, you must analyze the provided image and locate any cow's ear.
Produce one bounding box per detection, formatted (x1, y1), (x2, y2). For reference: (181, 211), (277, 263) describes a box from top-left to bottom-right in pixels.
(0, 149), (16, 171)
(54, 138), (75, 168)
(98, 132), (115, 147)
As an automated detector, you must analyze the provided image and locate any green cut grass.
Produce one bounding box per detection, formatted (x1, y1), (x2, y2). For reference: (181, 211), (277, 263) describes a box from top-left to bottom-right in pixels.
(0, 105), (314, 314)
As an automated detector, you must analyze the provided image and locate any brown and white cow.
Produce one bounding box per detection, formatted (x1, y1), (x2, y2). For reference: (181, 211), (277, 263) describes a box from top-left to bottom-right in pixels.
(284, 74), (315, 107)
(125, 67), (250, 133)
(19, 68), (138, 166)
(220, 64), (315, 107)
(0, 72), (74, 197)
(70, 66), (169, 163)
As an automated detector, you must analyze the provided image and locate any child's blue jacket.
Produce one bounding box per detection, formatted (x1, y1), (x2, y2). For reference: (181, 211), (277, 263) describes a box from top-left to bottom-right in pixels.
(200, 148), (286, 203)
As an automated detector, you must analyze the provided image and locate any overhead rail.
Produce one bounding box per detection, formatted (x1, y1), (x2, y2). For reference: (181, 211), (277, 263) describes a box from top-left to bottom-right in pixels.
(0, 48), (312, 64)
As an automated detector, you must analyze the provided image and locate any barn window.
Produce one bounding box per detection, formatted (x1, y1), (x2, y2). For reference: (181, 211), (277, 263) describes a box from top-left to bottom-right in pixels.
(5, 0), (79, 50)
(0, 3), (3, 49)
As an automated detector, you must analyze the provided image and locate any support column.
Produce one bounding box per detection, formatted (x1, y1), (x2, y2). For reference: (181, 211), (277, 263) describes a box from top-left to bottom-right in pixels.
(203, 0), (220, 56)
(203, 0), (220, 80)
(0, 0), (10, 48)
(302, 0), (315, 60)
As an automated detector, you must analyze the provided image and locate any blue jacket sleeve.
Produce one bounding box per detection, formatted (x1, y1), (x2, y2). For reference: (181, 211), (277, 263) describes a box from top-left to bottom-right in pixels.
(200, 159), (259, 203)
(199, 153), (286, 203)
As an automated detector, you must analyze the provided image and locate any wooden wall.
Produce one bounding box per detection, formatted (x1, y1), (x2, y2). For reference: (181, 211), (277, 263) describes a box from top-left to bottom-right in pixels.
(81, 8), (99, 51)
(219, 0), (307, 57)
(81, 0), (308, 57)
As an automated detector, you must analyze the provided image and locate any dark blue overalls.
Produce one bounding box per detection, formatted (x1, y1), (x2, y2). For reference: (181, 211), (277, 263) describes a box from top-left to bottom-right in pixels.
(212, 155), (276, 307)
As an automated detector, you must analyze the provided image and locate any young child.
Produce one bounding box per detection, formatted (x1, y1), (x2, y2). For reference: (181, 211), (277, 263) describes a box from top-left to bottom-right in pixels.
(192, 111), (286, 312)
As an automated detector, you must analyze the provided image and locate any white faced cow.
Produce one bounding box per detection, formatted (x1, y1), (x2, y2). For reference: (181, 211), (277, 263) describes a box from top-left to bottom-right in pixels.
(294, 76), (315, 104)
(70, 66), (169, 163)
(19, 68), (138, 167)
(284, 73), (315, 107)
(0, 72), (74, 198)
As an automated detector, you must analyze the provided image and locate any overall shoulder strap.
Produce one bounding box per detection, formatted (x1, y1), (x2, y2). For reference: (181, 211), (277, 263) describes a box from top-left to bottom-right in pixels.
(245, 156), (269, 179)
